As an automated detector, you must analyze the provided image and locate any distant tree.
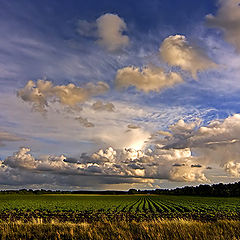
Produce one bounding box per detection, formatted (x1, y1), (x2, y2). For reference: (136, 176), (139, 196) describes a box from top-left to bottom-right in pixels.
(128, 189), (138, 194)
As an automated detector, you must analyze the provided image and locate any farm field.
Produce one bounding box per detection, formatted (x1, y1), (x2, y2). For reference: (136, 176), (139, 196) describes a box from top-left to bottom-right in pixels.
(0, 194), (240, 239)
(0, 194), (239, 222)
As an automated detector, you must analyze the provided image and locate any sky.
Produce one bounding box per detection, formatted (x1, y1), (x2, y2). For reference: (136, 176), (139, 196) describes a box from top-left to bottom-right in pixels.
(1, 0), (240, 190)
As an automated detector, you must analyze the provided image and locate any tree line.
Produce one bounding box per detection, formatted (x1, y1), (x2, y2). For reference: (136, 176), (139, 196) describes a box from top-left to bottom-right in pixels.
(134, 181), (240, 197)
(0, 181), (239, 197)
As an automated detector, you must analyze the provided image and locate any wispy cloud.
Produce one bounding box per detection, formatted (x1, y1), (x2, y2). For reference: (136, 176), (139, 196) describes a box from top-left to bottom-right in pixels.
(0, 131), (23, 147)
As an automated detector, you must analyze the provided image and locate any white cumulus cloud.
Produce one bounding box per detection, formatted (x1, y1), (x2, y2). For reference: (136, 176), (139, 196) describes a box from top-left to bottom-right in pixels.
(17, 80), (109, 112)
(97, 13), (129, 52)
(155, 114), (240, 178)
(0, 145), (207, 187)
(115, 65), (183, 92)
(206, 0), (240, 52)
(77, 13), (129, 52)
(160, 35), (216, 79)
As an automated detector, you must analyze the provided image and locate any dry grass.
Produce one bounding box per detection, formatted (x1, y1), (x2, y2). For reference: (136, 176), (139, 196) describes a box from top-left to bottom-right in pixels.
(0, 219), (239, 240)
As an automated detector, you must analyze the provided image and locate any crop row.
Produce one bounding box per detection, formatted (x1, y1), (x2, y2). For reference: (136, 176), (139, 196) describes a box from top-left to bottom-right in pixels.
(110, 196), (240, 214)
(0, 194), (239, 215)
(0, 194), (239, 222)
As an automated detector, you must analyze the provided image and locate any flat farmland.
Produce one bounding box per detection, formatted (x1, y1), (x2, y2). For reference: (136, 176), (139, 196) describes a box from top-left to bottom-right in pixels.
(0, 194), (239, 222)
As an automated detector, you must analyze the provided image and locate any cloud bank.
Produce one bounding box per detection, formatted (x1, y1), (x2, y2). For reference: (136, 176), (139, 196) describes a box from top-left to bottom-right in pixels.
(2, 114), (240, 188)
(0, 146), (206, 188)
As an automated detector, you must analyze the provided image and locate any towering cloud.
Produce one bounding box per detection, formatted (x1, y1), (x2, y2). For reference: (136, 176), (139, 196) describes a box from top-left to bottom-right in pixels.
(115, 65), (183, 93)
(17, 80), (109, 112)
(206, 0), (240, 52)
(224, 161), (240, 177)
(169, 163), (208, 182)
(3, 148), (73, 172)
(77, 13), (129, 52)
(160, 35), (216, 79)
(155, 114), (240, 178)
(4, 147), (37, 169)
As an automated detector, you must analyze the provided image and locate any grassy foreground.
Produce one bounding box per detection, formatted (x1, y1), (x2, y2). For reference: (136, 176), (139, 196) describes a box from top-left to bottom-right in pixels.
(0, 219), (240, 240)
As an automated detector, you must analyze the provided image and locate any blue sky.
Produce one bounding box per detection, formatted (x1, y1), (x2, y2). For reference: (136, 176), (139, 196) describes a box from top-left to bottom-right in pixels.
(1, 0), (240, 190)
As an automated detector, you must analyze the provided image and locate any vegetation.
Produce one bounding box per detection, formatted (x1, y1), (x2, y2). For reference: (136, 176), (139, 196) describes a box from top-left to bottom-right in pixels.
(0, 219), (240, 240)
(0, 194), (239, 222)
(151, 181), (240, 197)
(1, 181), (240, 197)
(0, 182), (239, 239)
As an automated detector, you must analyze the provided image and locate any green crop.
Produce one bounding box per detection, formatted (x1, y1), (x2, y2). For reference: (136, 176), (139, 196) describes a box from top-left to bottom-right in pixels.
(0, 194), (239, 222)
